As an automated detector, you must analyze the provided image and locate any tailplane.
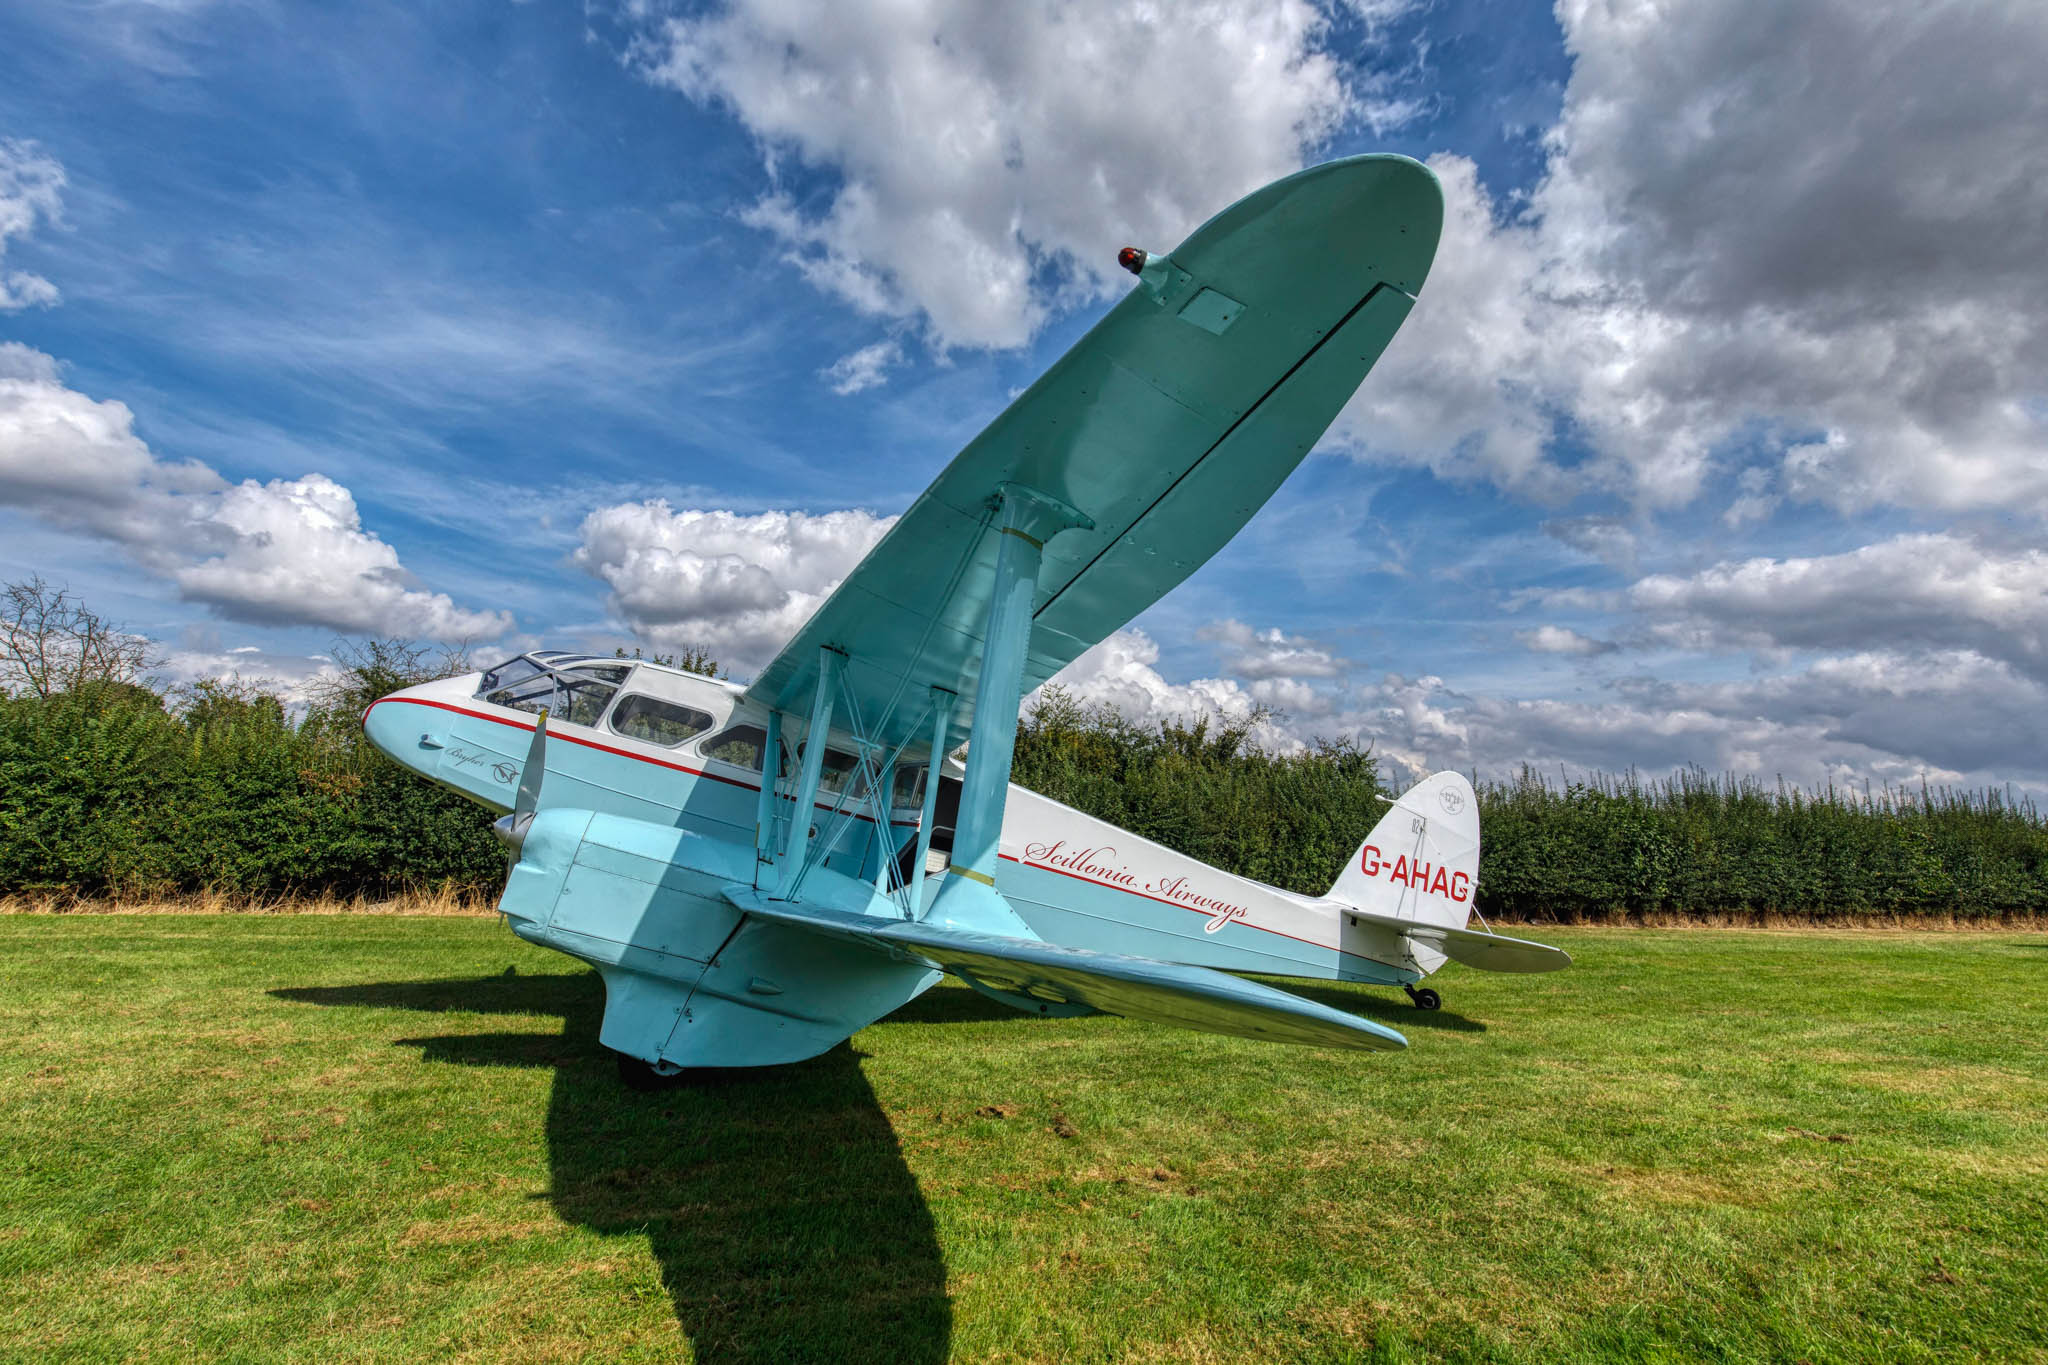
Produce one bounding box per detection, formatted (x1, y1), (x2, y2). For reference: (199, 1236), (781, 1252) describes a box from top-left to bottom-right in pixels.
(1327, 771), (1480, 931)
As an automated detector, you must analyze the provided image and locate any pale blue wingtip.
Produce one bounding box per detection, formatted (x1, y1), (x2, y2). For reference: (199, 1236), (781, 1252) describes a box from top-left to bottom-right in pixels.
(1362, 1018), (1409, 1050)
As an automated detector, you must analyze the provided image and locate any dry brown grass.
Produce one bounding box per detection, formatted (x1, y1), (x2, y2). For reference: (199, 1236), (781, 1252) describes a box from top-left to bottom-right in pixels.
(0, 885), (498, 916)
(1492, 908), (2048, 931)
(3, 889), (2040, 927)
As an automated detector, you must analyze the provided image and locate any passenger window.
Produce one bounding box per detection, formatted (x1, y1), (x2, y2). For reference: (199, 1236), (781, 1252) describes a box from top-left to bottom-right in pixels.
(562, 682), (617, 727)
(702, 724), (788, 776)
(609, 695), (714, 748)
(892, 764), (926, 807)
(801, 743), (866, 797)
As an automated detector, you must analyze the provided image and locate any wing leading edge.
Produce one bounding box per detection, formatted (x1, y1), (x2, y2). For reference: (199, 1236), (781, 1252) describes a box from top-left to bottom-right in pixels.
(745, 155), (1443, 756)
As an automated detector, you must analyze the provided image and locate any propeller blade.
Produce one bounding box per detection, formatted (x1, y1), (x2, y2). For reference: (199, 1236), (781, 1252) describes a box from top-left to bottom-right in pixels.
(514, 713), (548, 822)
(495, 713), (550, 870)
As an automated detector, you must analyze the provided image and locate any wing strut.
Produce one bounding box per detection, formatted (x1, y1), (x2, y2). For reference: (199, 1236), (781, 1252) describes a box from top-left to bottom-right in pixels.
(778, 646), (843, 895)
(752, 708), (782, 883)
(761, 501), (990, 904)
(907, 687), (955, 919)
(926, 482), (1089, 932)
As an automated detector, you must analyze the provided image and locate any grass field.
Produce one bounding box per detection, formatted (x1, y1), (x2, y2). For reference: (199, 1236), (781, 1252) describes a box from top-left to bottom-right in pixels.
(1, 918), (2042, 1363)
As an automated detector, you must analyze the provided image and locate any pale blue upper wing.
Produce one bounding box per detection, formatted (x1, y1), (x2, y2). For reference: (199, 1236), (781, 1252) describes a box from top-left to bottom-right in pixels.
(743, 154), (1443, 753)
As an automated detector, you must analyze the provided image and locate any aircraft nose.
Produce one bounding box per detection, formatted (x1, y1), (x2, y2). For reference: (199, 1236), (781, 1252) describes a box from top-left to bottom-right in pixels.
(361, 685), (445, 772)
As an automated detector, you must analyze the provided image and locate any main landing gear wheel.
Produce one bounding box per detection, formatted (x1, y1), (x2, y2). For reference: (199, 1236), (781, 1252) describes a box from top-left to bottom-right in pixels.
(615, 1050), (687, 1092)
(1403, 984), (1442, 1011)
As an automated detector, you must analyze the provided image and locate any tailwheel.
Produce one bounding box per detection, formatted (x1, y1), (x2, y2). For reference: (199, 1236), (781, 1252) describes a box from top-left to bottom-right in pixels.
(1403, 984), (1442, 1011)
(615, 1050), (687, 1092)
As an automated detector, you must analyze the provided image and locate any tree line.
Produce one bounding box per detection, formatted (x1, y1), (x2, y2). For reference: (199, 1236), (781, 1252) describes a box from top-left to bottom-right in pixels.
(2, 580), (2042, 918)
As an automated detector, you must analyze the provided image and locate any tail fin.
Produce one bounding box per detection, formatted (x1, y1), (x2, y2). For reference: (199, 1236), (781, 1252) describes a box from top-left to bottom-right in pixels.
(1327, 772), (1479, 930)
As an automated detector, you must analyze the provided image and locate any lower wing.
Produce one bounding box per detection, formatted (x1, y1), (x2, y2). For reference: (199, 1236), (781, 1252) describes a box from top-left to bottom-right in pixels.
(724, 888), (1407, 1052)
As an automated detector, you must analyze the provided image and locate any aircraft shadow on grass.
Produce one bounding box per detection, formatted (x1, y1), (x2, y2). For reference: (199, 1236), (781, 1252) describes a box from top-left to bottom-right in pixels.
(271, 971), (1476, 1363)
(271, 971), (991, 1365)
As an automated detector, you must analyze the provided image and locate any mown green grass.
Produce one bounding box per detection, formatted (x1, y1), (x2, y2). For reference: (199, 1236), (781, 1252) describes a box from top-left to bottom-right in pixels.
(1, 918), (2042, 1363)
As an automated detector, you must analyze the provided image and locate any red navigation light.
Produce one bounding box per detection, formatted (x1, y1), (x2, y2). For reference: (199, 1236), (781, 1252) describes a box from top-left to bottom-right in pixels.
(1117, 247), (1146, 276)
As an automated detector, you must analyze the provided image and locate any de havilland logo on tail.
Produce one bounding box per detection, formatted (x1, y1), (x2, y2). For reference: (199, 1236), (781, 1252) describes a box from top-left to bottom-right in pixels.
(364, 154), (1571, 1084)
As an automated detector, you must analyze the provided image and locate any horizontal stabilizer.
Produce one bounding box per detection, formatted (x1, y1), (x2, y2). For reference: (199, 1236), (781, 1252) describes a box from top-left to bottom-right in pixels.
(724, 889), (1406, 1052)
(1345, 907), (1571, 974)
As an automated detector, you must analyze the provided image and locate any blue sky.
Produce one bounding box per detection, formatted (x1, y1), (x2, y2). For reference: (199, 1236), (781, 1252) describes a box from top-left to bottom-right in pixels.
(2, 0), (2044, 791)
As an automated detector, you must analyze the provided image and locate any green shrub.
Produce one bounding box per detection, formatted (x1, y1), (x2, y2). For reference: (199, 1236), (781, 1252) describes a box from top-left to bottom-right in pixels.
(0, 671), (500, 899)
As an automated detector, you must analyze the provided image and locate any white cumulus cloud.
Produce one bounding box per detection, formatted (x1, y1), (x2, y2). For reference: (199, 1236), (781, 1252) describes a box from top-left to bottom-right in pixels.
(1516, 624), (1615, 656)
(573, 502), (895, 669)
(155, 644), (343, 710)
(626, 0), (1379, 350)
(0, 348), (510, 640)
(1328, 661), (2044, 794)
(1338, 0), (2048, 518)
(1038, 626), (1297, 749)
(1627, 534), (2048, 682)
(1198, 617), (1345, 679)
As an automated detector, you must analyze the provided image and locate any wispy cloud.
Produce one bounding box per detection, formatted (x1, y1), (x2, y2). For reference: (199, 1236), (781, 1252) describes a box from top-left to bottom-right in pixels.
(0, 139), (64, 311)
(820, 339), (901, 395)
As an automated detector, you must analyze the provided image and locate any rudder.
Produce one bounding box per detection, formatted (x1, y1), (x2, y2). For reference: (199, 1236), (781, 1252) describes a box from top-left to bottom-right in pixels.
(1327, 772), (1479, 930)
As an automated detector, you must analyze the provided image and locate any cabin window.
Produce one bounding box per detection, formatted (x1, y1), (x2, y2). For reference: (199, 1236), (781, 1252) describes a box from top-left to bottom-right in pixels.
(891, 764), (926, 807)
(701, 724), (788, 777)
(609, 695), (714, 748)
(796, 742), (868, 797)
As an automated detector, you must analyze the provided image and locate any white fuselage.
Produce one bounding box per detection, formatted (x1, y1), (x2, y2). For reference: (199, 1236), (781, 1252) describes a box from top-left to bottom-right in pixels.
(364, 660), (1430, 988)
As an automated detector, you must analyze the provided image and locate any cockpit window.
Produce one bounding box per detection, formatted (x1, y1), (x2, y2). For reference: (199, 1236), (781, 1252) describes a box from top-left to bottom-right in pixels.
(701, 724), (787, 776)
(610, 695), (714, 748)
(891, 764), (926, 808)
(478, 654), (625, 727)
(478, 656), (543, 694)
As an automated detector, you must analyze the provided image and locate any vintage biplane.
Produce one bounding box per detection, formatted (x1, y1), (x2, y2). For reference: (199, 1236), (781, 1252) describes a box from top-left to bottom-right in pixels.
(364, 154), (1569, 1084)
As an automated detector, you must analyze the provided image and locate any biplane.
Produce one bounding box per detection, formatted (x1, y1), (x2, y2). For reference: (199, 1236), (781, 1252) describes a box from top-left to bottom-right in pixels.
(364, 154), (1569, 1083)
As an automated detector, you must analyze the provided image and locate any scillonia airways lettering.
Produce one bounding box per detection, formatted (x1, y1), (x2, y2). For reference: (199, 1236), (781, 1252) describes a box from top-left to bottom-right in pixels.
(1022, 840), (1255, 931)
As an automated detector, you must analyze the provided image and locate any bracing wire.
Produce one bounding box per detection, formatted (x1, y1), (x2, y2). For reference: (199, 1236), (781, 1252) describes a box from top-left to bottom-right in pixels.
(781, 500), (994, 905)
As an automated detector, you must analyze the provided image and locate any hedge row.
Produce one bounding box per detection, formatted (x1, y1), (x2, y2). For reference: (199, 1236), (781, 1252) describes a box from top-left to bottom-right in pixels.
(1012, 693), (2048, 918)
(1475, 767), (2048, 919)
(3, 674), (2043, 917)
(0, 681), (501, 898)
